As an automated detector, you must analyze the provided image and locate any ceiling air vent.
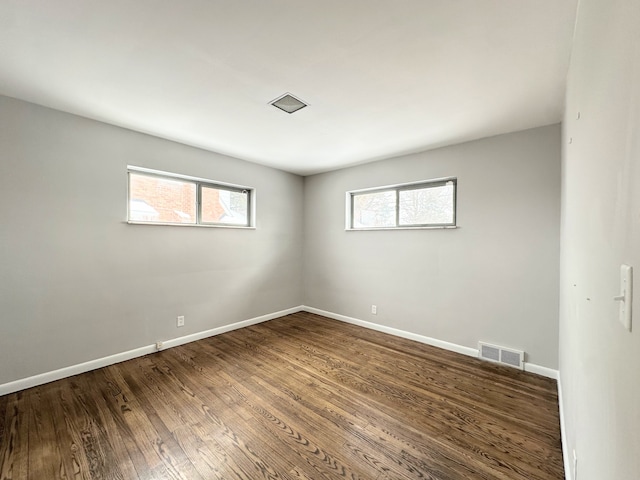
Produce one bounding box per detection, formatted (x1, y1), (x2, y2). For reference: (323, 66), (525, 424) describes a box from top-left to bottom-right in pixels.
(270, 93), (308, 114)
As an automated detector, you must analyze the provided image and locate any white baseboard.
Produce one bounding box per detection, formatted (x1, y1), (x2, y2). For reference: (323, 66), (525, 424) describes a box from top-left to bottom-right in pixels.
(0, 344), (158, 397)
(0, 305), (304, 396)
(524, 362), (559, 379)
(302, 306), (478, 357)
(160, 306), (303, 350)
(557, 373), (571, 480)
(301, 306), (559, 379)
(0, 304), (559, 397)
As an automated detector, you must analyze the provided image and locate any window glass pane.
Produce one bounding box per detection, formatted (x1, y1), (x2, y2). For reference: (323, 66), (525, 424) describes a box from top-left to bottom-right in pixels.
(129, 173), (196, 224)
(352, 190), (396, 228)
(201, 186), (248, 225)
(399, 183), (454, 225)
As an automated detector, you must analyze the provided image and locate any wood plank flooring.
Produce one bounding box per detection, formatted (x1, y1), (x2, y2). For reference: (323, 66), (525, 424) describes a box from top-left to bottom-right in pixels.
(0, 312), (564, 479)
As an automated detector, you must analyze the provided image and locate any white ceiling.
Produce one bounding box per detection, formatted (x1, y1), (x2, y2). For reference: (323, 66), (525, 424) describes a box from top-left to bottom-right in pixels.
(0, 0), (577, 175)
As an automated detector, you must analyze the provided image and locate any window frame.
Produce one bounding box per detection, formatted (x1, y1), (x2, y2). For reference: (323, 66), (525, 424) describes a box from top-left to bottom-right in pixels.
(127, 166), (255, 228)
(346, 177), (457, 230)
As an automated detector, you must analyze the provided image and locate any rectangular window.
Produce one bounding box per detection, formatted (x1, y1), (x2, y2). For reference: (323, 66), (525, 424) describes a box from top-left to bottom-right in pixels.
(348, 178), (456, 229)
(200, 185), (249, 226)
(128, 167), (253, 227)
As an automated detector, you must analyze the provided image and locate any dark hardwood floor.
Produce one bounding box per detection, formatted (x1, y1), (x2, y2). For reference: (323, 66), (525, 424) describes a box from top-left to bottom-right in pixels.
(0, 312), (564, 479)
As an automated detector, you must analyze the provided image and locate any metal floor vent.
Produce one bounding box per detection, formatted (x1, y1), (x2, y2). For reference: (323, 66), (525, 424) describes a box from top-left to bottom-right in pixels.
(270, 93), (308, 114)
(478, 342), (524, 370)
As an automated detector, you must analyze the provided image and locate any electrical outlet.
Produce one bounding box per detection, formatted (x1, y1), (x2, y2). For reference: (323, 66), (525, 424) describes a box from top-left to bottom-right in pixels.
(371, 305), (377, 315)
(177, 315), (185, 327)
(156, 341), (163, 350)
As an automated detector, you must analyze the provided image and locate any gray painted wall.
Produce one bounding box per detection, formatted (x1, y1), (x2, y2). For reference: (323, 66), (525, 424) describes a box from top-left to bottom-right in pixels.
(0, 95), (562, 388)
(0, 95), (304, 385)
(304, 125), (561, 368)
(560, 0), (640, 478)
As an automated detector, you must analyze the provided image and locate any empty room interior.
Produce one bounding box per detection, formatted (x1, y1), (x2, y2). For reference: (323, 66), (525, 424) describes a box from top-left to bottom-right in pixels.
(0, 1), (638, 479)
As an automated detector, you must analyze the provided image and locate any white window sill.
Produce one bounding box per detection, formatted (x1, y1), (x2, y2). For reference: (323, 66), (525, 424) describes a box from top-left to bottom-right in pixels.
(346, 226), (458, 231)
(126, 221), (255, 229)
